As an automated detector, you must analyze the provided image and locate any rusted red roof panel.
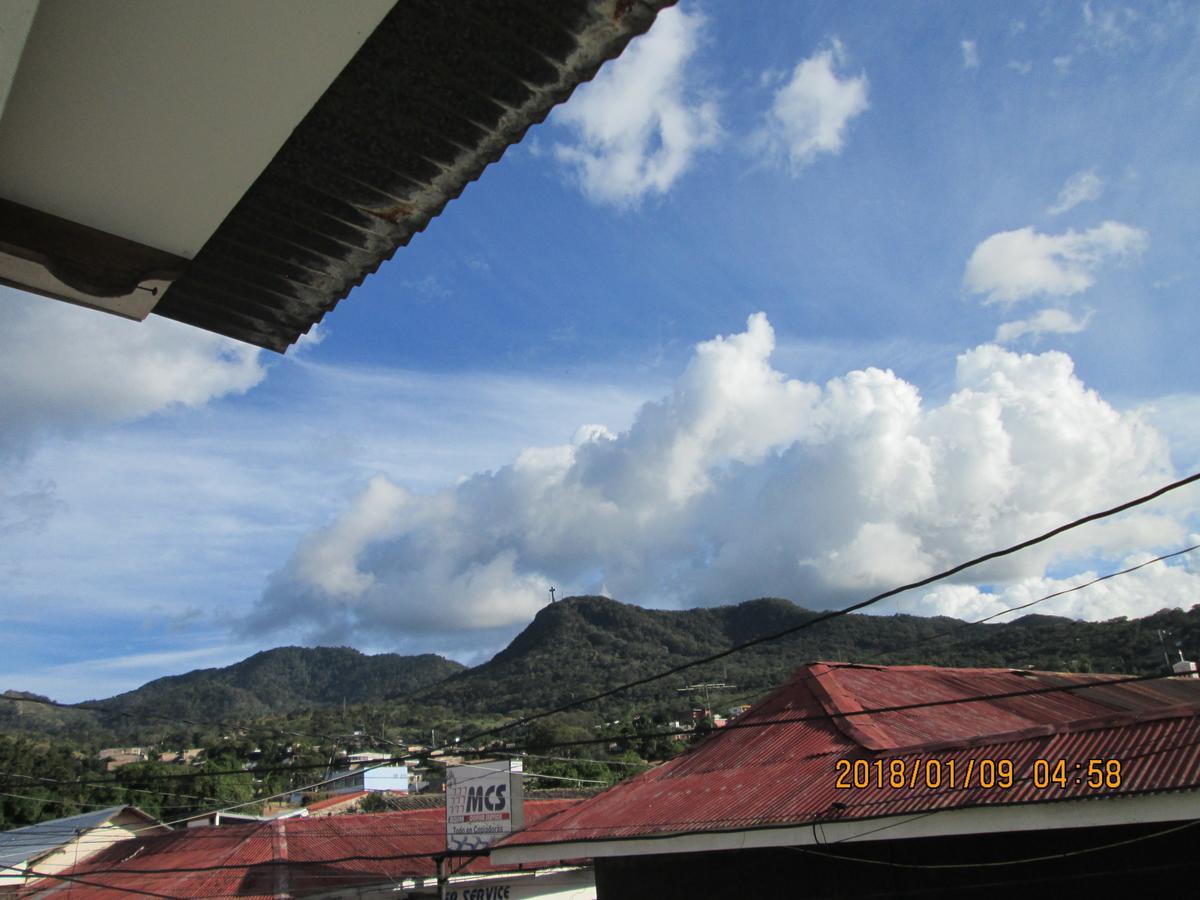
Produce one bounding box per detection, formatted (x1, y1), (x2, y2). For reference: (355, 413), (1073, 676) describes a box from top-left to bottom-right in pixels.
(22, 800), (582, 898)
(499, 663), (1200, 849)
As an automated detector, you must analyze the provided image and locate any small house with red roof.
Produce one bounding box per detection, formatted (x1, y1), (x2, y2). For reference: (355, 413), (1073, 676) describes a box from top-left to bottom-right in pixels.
(493, 662), (1200, 899)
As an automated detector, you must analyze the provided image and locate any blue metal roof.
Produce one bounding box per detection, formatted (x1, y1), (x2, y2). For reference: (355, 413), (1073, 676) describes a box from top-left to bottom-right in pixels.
(0, 806), (126, 868)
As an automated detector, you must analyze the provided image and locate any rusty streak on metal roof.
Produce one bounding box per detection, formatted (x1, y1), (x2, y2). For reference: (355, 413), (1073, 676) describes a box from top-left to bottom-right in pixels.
(153, 0), (674, 352)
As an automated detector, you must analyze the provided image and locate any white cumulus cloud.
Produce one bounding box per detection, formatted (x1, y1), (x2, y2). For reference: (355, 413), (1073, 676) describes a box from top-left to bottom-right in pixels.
(964, 221), (1148, 305)
(250, 314), (1184, 646)
(552, 5), (719, 207)
(0, 287), (264, 463)
(751, 41), (869, 172)
(0, 287), (266, 538)
(1047, 168), (1104, 215)
(995, 308), (1093, 344)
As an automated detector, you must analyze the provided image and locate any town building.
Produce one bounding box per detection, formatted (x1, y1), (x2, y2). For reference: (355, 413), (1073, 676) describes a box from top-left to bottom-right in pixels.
(0, 806), (167, 894)
(325, 765), (410, 796)
(493, 662), (1200, 898)
(19, 801), (594, 898)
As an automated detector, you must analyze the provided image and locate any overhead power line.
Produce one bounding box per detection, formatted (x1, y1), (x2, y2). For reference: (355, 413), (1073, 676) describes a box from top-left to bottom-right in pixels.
(693, 542), (1200, 719)
(0, 861), (178, 899)
(0, 690), (367, 748)
(12, 734), (1200, 869)
(525, 669), (1191, 751)
(0, 755), (416, 791)
(455, 471), (1200, 746)
(4, 475), (1197, 845)
(789, 818), (1200, 870)
(874, 543), (1200, 659)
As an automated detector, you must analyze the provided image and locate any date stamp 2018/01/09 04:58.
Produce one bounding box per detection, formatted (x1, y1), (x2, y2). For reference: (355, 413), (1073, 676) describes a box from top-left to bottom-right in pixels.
(834, 757), (1123, 791)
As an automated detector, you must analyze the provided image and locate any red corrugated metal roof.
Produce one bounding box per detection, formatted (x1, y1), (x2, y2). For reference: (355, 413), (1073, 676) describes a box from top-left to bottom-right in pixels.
(498, 663), (1200, 849)
(21, 799), (581, 898)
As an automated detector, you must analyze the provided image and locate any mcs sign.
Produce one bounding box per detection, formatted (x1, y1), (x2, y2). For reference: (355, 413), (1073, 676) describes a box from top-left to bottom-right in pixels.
(446, 759), (524, 853)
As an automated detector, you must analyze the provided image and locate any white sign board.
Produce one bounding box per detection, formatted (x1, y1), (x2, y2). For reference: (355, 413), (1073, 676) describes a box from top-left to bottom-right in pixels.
(446, 759), (524, 853)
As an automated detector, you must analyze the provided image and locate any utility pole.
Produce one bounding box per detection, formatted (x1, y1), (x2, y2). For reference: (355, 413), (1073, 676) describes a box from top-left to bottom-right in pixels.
(1158, 630), (1174, 670)
(676, 681), (736, 705)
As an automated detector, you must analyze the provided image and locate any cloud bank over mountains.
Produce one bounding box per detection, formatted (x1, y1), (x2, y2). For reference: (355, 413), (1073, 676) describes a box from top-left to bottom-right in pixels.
(252, 313), (1189, 646)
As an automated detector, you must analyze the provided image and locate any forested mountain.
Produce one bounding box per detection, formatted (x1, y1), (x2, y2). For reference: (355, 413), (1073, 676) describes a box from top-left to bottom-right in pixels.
(3, 598), (1198, 740)
(412, 596), (1200, 719)
(96, 646), (465, 726)
(0, 647), (464, 739)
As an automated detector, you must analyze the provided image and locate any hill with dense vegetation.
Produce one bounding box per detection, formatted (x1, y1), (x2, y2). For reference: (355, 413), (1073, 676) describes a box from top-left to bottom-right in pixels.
(412, 595), (1200, 720)
(0, 647), (464, 739)
(4, 597), (1199, 741)
(96, 646), (465, 725)
(3, 597), (1199, 828)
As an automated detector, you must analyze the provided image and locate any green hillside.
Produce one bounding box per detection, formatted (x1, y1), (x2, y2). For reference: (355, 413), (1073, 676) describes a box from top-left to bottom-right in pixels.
(93, 646), (466, 727)
(4, 597), (1198, 740)
(413, 595), (1200, 720)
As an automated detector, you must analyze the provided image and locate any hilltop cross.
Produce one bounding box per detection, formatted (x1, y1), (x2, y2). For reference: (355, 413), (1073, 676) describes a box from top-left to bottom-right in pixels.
(549, 586), (556, 603)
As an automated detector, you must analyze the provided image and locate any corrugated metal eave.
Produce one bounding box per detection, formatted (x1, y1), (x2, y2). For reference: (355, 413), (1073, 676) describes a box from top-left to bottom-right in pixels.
(153, 0), (674, 352)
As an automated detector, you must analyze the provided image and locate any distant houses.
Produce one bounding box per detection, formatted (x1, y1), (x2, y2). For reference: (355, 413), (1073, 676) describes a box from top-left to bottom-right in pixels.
(97, 746), (203, 771)
(95, 747), (148, 771)
(323, 764), (409, 796)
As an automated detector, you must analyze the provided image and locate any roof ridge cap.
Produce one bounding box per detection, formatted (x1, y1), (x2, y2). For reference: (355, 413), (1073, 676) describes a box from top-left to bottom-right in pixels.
(805, 663), (898, 751)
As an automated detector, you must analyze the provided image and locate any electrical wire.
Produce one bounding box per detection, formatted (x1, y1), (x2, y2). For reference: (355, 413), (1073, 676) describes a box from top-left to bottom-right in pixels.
(450, 470), (1200, 747)
(0, 756), (410, 789)
(514, 541), (1200, 755)
(871, 543), (1200, 662)
(633, 541), (1200, 754)
(6, 475), (1196, 807)
(5, 475), (1199, 881)
(0, 770), (223, 807)
(0, 860), (180, 899)
(16, 537), (1186, 821)
(12, 733), (1200, 879)
(517, 669), (1192, 751)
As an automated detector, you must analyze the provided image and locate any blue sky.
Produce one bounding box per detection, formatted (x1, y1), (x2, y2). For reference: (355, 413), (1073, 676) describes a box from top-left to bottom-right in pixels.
(3, 1), (1200, 701)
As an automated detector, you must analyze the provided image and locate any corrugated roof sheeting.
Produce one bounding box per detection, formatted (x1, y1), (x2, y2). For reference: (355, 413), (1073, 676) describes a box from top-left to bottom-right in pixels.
(21, 800), (581, 898)
(154, 0), (674, 352)
(0, 807), (131, 868)
(500, 663), (1200, 848)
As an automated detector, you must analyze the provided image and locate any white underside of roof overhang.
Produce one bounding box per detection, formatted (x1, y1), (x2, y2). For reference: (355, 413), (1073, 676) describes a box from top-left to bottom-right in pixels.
(490, 789), (1200, 865)
(0, 0), (38, 123)
(0, 0), (395, 260)
(0, 251), (168, 319)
